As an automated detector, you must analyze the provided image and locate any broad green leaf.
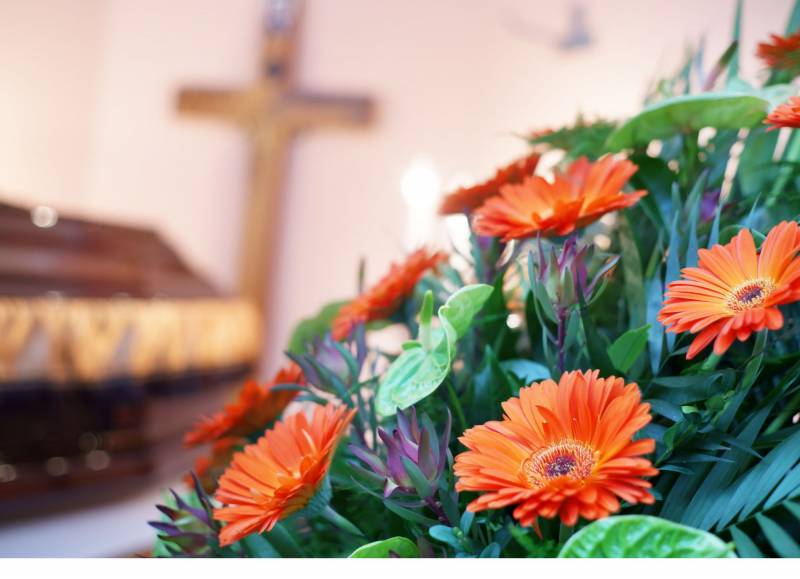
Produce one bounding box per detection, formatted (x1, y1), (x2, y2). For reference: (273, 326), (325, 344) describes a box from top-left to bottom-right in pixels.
(558, 515), (735, 558)
(376, 346), (449, 417)
(348, 537), (419, 558)
(606, 92), (772, 151)
(375, 284), (493, 416)
(607, 324), (651, 374)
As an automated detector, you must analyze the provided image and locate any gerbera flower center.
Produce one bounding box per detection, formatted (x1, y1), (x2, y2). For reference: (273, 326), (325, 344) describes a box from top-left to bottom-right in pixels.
(522, 439), (596, 487)
(726, 278), (776, 312)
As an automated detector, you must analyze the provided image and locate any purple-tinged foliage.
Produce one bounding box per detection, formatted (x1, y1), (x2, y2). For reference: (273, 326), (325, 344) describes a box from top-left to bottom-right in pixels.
(535, 234), (618, 313)
(350, 407), (451, 499)
(148, 473), (235, 557)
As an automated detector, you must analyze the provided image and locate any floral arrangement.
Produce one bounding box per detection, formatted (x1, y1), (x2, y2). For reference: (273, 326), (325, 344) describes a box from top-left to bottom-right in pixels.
(150, 7), (800, 559)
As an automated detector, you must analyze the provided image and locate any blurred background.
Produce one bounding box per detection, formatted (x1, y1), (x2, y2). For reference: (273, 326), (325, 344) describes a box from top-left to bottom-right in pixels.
(0, 0), (792, 557)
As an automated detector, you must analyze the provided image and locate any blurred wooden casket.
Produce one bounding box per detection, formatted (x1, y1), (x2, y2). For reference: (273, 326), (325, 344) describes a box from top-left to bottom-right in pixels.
(0, 200), (260, 518)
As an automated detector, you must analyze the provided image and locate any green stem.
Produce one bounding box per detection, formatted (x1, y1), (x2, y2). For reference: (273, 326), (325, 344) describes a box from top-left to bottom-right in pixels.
(321, 506), (364, 538)
(419, 290), (434, 350)
(768, 131), (800, 206)
(265, 522), (304, 557)
(764, 389), (800, 435)
(445, 379), (467, 434)
(701, 353), (721, 372)
(558, 522), (574, 543)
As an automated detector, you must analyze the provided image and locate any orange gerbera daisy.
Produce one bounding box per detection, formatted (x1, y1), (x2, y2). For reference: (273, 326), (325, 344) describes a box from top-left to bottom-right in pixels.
(183, 363), (304, 447)
(213, 404), (356, 546)
(765, 97), (800, 130)
(454, 370), (657, 528)
(658, 221), (800, 359)
(473, 155), (646, 241)
(757, 31), (800, 71)
(439, 152), (540, 215)
(331, 247), (447, 340)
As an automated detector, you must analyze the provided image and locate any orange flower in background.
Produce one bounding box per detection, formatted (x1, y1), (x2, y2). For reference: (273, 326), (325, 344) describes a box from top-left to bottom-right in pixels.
(454, 370), (657, 528)
(183, 363), (304, 447)
(765, 97), (800, 130)
(213, 404), (356, 546)
(659, 222), (800, 360)
(184, 437), (240, 492)
(757, 31), (800, 71)
(473, 155), (646, 241)
(331, 247), (447, 340)
(439, 153), (540, 215)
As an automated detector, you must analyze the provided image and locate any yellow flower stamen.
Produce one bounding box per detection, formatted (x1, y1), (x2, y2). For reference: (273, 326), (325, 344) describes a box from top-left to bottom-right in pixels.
(726, 278), (776, 312)
(522, 439), (596, 487)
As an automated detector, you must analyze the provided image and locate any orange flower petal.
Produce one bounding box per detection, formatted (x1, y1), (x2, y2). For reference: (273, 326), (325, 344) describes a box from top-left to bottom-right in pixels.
(473, 155), (646, 241)
(213, 404), (355, 547)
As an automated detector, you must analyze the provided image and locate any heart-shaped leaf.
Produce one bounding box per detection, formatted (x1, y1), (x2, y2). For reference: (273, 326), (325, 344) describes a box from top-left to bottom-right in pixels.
(558, 515), (735, 558)
(348, 536), (419, 558)
(375, 284), (493, 416)
(606, 92), (772, 151)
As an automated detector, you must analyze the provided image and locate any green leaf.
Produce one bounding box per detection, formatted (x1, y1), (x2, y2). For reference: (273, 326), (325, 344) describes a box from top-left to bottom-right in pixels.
(242, 534), (280, 558)
(383, 500), (439, 527)
(348, 537), (419, 558)
(439, 284), (494, 339)
(619, 217), (646, 327)
(400, 456), (433, 498)
(577, 288), (615, 376)
(287, 300), (347, 354)
(606, 92), (772, 151)
(646, 275), (665, 373)
(499, 359), (551, 383)
(558, 515), (735, 558)
(375, 284), (493, 416)
(756, 514), (800, 557)
(429, 525), (462, 550)
(607, 324), (651, 374)
(730, 526), (763, 558)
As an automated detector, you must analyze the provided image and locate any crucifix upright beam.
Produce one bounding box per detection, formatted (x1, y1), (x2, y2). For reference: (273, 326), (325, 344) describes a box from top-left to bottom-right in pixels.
(176, 0), (374, 358)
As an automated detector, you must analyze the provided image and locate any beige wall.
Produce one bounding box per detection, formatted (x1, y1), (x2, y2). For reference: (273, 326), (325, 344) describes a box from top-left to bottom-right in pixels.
(0, 0), (793, 373)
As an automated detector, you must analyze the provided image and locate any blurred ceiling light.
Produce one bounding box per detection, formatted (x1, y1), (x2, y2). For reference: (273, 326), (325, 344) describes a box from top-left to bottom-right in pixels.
(31, 205), (58, 228)
(401, 158), (441, 209)
(506, 313), (523, 329)
(593, 233), (612, 250)
(599, 213), (617, 227)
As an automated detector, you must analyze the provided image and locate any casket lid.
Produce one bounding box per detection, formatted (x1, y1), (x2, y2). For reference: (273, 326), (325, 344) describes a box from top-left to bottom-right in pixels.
(0, 199), (218, 298)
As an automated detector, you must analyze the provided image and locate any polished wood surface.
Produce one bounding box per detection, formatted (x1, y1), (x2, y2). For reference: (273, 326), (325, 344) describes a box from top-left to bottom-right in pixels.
(0, 200), (218, 298)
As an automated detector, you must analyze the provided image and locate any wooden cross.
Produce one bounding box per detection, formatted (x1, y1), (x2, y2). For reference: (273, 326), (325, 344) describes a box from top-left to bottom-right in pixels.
(176, 0), (374, 340)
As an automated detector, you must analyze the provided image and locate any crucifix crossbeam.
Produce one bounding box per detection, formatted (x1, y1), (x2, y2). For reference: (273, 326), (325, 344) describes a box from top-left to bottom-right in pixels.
(176, 0), (374, 366)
